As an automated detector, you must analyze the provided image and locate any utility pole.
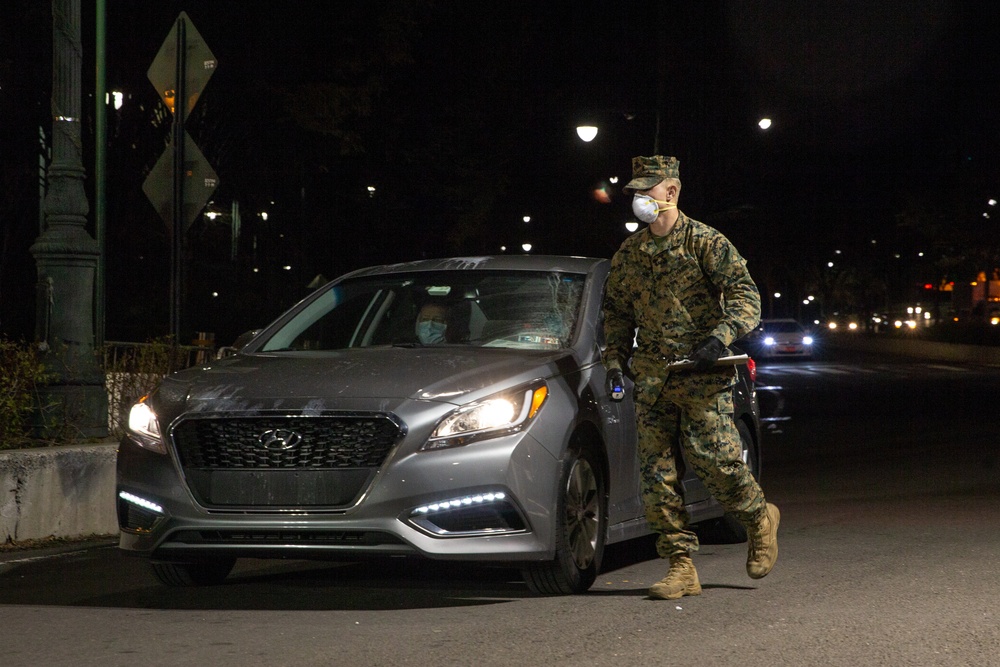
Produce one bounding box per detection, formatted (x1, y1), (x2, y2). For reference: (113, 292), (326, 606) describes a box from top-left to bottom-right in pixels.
(30, 0), (108, 438)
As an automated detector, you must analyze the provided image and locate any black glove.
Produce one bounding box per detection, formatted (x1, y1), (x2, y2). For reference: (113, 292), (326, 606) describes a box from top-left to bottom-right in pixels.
(606, 368), (625, 401)
(689, 336), (725, 372)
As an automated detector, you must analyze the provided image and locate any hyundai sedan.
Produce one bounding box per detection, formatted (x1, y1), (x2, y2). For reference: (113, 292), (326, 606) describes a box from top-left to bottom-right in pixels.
(117, 255), (762, 594)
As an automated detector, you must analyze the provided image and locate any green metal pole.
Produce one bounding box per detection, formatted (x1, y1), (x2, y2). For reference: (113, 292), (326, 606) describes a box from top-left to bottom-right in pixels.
(95, 0), (106, 346)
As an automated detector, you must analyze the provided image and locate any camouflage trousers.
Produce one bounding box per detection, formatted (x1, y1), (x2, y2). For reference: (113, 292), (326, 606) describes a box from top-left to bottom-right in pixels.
(635, 381), (765, 559)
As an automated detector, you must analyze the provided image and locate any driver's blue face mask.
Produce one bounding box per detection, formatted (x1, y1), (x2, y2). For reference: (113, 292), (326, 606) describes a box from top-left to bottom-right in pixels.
(416, 320), (447, 344)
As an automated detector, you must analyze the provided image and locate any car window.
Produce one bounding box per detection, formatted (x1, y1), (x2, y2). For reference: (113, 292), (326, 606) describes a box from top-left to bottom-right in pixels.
(259, 270), (587, 351)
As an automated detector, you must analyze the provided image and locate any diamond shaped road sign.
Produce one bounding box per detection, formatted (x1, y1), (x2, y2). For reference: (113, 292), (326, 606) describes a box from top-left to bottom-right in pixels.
(142, 131), (219, 233)
(147, 11), (217, 115)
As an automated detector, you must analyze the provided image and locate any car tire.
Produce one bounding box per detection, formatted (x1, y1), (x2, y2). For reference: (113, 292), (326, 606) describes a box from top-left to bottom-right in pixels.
(713, 419), (759, 544)
(521, 446), (607, 595)
(150, 558), (237, 586)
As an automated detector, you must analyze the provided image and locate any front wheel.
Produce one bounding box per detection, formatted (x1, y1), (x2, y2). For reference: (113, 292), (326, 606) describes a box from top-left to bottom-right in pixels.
(521, 447), (607, 595)
(150, 558), (236, 586)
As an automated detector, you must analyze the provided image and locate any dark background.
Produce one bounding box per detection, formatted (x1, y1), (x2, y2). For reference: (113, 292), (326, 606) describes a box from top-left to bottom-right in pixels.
(3, 1), (999, 345)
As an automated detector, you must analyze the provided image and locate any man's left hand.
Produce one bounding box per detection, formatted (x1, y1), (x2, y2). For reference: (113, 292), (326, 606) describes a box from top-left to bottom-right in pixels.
(689, 336), (725, 371)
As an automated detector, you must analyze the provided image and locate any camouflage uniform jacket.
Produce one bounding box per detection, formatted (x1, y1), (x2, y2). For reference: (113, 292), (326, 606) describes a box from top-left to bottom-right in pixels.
(603, 211), (761, 404)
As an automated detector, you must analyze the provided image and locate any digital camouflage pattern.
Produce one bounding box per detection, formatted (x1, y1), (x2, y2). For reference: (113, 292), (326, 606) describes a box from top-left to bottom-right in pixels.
(603, 211), (760, 403)
(634, 384), (764, 557)
(624, 155), (681, 191)
(603, 210), (765, 558)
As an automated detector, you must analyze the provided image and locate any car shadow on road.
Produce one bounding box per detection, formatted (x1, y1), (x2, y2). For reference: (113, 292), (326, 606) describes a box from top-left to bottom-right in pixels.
(0, 528), (744, 610)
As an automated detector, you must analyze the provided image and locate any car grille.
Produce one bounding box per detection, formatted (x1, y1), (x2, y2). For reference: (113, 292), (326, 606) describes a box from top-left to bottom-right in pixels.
(171, 413), (404, 508)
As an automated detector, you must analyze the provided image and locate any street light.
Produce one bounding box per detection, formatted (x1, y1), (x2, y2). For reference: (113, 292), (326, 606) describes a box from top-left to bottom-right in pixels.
(625, 221), (639, 232)
(576, 125), (598, 142)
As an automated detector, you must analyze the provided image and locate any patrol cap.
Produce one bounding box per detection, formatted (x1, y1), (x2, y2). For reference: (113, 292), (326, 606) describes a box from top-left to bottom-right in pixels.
(623, 155), (680, 192)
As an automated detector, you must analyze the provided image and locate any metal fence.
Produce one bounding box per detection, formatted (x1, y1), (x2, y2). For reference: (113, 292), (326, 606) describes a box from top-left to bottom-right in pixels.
(102, 340), (217, 437)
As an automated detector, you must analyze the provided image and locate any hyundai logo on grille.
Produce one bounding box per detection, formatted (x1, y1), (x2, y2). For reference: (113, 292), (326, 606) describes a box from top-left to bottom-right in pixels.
(257, 428), (303, 451)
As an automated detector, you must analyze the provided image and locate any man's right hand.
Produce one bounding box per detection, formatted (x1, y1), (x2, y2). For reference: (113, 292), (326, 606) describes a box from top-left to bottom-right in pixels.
(606, 368), (625, 401)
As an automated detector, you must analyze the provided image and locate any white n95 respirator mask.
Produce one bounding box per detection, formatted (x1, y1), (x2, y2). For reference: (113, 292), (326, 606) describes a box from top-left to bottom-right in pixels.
(631, 194), (674, 224)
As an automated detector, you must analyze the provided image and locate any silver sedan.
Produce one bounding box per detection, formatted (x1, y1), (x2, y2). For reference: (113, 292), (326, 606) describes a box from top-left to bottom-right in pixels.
(117, 255), (761, 594)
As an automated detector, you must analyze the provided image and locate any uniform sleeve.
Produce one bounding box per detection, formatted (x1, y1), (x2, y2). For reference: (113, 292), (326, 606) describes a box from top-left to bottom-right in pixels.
(701, 234), (761, 346)
(601, 250), (635, 372)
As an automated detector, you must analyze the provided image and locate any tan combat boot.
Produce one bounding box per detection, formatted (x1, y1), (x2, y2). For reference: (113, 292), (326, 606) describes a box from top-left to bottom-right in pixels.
(648, 554), (702, 600)
(747, 502), (780, 579)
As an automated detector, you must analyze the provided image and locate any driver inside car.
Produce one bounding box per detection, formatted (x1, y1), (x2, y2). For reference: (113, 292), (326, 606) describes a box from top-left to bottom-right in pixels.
(415, 302), (450, 344)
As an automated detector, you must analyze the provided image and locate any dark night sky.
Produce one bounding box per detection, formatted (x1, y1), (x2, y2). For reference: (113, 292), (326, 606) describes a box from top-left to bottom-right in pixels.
(3, 1), (999, 342)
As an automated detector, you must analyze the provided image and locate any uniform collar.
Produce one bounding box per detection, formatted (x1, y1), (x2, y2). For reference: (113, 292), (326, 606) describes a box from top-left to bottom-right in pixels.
(638, 211), (688, 255)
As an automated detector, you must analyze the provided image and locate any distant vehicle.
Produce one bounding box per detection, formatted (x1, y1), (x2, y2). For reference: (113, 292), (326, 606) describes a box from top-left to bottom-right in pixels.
(117, 255), (762, 594)
(750, 318), (814, 359)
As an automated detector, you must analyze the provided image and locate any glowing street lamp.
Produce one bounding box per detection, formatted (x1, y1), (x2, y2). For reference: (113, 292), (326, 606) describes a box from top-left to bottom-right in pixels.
(576, 125), (598, 142)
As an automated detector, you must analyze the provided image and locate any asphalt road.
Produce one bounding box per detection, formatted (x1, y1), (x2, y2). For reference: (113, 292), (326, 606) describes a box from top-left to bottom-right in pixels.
(1, 348), (998, 667)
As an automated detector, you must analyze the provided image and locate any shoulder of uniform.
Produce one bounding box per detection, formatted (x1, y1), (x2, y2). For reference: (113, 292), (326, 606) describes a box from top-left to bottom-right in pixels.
(617, 229), (647, 251)
(685, 216), (730, 244)
(682, 215), (713, 234)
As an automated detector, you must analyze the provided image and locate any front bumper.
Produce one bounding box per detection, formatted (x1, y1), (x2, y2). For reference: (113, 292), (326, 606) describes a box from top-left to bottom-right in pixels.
(116, 425), (562, 564)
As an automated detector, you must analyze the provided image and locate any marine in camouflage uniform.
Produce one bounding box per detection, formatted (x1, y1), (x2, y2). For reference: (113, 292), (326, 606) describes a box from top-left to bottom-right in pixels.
(603, 155), (780, 599)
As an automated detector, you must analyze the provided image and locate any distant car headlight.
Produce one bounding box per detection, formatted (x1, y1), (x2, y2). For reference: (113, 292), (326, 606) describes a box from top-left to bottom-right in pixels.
(424, 381), (548, 450)
(764, 336), (775, 346)
(803, 336), (814, 345)
(127, 397), (167, 454)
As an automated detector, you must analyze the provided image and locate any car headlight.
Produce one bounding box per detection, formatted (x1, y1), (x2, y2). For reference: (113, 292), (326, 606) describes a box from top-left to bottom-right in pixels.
(764, 336), (775, 346)
(127, 396), (167, 454)
(803, 336), (814, 345)
(423, 381), (548, 450)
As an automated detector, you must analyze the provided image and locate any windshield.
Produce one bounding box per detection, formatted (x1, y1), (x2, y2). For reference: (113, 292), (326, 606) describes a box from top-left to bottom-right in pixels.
(259, 270), (587, 351)
(764, 321), (804, 333)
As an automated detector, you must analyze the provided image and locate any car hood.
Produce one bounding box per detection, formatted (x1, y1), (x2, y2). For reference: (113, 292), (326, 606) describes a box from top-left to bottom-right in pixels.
(157, 347), (578, 415)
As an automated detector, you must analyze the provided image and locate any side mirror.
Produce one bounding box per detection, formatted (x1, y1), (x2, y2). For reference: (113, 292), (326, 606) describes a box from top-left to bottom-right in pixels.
(216, 329), (260, 359)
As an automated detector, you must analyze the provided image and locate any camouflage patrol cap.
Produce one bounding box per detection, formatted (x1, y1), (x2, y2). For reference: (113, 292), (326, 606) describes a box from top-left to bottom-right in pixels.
(624, 155), (680, 192)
